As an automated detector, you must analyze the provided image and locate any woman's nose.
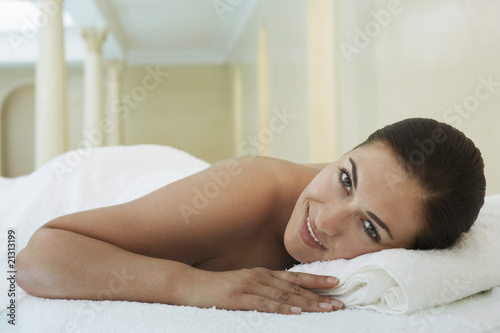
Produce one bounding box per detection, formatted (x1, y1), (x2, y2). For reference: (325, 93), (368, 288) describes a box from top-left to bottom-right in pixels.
(315, 205), (351, 236)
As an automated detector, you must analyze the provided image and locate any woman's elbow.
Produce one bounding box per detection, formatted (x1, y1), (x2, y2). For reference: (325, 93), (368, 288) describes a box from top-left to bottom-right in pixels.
(16, 228), (57, 297)
(15, 247), (34, 295)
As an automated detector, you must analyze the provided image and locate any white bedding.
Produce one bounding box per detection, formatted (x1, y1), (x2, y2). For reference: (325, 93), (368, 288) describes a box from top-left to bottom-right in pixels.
(1, 145), (499, 333)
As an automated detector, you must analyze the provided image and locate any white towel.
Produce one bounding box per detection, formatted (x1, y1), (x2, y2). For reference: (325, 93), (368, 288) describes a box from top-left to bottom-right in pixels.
(290, 195), (500, 314)
(0, 145), (210, 312)
(0, 144), (210, 250)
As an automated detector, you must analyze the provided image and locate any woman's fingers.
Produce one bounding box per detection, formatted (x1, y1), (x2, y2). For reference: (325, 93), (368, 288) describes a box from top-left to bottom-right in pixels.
(196, 268), (343, 314)
(255, 283), (343, 313)
(272, 270), (339, 289)
(245, 294), (304, 315)
(244, 268), (344, 313)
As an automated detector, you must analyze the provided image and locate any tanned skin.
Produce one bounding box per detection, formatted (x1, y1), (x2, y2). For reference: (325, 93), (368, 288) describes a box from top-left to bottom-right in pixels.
(16, 156), (343, 315)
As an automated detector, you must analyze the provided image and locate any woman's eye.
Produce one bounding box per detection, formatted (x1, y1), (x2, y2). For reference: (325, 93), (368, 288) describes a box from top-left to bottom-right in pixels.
(363, 220), (380, 242)
(341, 171), (352, 192)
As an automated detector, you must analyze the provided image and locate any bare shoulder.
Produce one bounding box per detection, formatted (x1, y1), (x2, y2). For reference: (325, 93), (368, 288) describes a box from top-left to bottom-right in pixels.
(215, 156), (321, 198)
(237, 155), (321, 192)
(183, 155), (320, 212)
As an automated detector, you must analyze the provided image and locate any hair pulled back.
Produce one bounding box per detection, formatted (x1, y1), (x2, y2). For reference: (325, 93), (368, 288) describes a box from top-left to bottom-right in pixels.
(358, 118), (486, 250)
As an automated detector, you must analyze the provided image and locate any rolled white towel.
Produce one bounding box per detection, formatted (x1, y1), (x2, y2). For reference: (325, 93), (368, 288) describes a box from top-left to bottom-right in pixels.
(289, 195), (500, 314)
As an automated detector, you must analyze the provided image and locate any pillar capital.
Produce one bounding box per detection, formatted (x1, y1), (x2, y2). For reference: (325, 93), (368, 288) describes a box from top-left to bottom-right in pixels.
(38, 0), (65, 9)
(82, 27), (107, 53)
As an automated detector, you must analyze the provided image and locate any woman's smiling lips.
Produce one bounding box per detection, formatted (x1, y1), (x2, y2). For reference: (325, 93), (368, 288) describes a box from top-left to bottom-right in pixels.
(299, 209), (327, 250)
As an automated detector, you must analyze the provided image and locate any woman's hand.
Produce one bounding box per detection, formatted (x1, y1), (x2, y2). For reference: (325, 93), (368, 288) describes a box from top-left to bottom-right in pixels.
(183, 267), (344, 315)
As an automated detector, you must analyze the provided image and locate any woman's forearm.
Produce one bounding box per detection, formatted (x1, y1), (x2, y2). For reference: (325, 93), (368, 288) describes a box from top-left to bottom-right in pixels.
(16, 227), (194, 305)
(16, 226), (343, 314)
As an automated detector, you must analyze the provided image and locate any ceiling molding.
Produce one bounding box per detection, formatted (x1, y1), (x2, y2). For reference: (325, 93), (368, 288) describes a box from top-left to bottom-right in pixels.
(213, 0), (258, 63)
(0, 0), (258, 66)
(127, 48), (226, 66)
(92, 0), (130, 55)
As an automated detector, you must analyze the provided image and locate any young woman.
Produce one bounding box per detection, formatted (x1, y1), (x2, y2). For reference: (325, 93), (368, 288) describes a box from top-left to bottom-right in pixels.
(16, 118), (486, 315)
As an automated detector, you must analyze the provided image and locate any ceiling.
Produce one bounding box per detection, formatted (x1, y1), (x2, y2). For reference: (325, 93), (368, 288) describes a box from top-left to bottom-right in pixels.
(0, 0), (257, 66)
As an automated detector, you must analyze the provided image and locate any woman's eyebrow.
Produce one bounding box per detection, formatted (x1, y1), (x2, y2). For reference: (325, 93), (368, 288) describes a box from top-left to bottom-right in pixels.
(349, 157), (394, 241)
(349, 157), (358, 188)
(367, 211), (394, 241)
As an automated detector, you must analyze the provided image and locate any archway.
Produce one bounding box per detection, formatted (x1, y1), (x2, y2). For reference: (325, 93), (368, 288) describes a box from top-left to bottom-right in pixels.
(0, 84), (35, 177)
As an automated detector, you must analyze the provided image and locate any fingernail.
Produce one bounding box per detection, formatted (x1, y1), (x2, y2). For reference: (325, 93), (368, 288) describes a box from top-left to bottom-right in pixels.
(319, 302), (333, 310)
(290, 306), (302, 314)
(330, 299), (343, 310)
(327, 277), (338, 284)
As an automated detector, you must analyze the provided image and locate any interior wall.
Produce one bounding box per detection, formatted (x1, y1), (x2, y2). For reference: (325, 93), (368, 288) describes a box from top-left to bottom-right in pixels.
(232, 0), (500, 192)
(121, 65), (233, 164)
(0, 66), (85, 177)
(0, 64), (233, 175)
(308, 0), (338, 163)
(337, 0), (500, 194)
(228, 0), (311, 163)
(1, 0), (498, 193)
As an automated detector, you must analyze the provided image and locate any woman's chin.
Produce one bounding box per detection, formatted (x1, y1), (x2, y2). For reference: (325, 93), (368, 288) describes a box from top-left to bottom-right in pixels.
(287, 248), (319, 264)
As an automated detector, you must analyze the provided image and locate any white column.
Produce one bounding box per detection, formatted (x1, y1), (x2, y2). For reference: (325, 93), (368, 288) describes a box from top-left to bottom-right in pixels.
(81, 27), (107, 146)
(307, 0), (337, 163)
(34, 0), (68, 168)
(106, 60), (125, 146)
(257, 25), (270, 156)
(233, 64), (243, 155)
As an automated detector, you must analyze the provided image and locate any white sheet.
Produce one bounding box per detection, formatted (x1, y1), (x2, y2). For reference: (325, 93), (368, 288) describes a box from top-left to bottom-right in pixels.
(1, 145), (499, 332)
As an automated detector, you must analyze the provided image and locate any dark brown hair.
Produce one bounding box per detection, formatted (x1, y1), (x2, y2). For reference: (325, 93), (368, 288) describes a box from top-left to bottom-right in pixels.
(358, 118), (486, 250)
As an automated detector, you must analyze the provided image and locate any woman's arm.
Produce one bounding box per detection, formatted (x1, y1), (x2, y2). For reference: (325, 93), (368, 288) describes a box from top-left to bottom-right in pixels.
(16, 156), (342, 314)
(16, 225), (191, 304)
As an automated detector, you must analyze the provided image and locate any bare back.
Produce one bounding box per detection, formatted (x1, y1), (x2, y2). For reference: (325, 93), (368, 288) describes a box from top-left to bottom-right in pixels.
(17, 155), (344, 314)
(43, 156), (321, 271)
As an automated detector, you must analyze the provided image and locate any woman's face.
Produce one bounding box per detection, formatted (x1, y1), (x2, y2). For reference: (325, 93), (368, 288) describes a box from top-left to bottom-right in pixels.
(284, 141), (423, 263)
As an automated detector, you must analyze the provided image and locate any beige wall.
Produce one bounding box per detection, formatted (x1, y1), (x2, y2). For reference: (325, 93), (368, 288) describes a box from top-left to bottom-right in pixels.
(229, 0), (312, 164)
(0, 64), (233, 176)
(230, 0), (500, 194)
(121, 65), (233, 164)
(1, 0), (498, 194)
(337, 0), (500, 194)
